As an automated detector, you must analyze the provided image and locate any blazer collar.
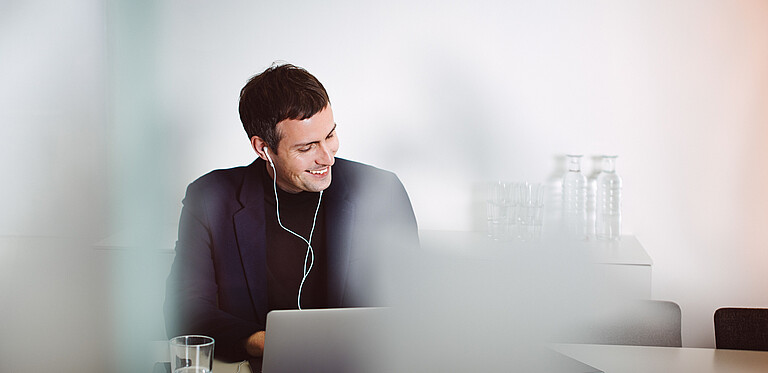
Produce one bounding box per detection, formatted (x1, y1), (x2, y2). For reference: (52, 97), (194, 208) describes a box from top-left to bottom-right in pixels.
(238, 159), (268, 207)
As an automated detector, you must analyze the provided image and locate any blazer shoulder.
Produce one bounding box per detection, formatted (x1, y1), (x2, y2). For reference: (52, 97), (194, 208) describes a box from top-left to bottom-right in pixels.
(184, 164), (260, 204)
(334, 158), (399, 183)
(190, 165), (248, 189)
(331, 158), (408, 202)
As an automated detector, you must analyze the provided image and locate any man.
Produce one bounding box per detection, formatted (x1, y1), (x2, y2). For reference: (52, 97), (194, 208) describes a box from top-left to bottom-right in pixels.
(164, 63), (419, 363)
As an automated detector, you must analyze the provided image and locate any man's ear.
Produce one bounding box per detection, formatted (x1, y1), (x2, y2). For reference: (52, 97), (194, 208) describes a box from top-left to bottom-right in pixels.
(251, 136), (270, 161)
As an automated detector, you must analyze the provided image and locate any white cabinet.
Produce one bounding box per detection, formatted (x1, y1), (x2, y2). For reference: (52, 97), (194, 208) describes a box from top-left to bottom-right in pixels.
(587, 235), (652, 299)
(418, 230), (653, 299)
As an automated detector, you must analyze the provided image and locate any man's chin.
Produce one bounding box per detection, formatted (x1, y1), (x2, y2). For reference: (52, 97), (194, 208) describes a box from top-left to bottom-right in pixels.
(316, 177), (332, 192)
(303, 175), (332, 193)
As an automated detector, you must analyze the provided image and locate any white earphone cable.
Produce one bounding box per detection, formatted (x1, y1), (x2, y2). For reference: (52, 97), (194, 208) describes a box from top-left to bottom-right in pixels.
(265, 149), (323, 310)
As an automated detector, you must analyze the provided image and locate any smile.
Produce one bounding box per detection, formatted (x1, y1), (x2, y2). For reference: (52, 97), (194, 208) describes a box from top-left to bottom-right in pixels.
(308, 167), (329, 176)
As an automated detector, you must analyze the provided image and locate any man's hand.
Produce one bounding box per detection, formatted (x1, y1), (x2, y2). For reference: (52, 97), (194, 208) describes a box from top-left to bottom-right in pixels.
(244, 331), (266, 357)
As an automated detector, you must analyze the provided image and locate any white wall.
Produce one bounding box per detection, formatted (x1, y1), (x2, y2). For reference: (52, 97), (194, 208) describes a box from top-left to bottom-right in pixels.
(2, 2), (767, 364)
(152, 0), (768, 347)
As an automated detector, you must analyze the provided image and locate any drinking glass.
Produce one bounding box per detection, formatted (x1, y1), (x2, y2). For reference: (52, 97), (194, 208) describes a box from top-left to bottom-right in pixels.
(486, 181), (511, 240)
(169, 335), (214, 373)
(515, 182), (545, 241)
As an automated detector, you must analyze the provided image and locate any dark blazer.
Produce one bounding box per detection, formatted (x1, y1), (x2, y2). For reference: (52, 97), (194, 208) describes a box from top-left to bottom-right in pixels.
(164, 158), (419, 361)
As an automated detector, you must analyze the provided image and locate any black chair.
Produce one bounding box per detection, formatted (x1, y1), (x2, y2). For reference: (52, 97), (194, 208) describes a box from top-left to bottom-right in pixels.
(714, 307), (768, 351)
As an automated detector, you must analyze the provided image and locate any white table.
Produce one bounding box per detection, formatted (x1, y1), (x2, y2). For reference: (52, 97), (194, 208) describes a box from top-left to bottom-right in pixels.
(150, 340), (253, 373)
(156, 342), (768, 372)
(212, 359), (252, 373)
(553, 343), (768, 373)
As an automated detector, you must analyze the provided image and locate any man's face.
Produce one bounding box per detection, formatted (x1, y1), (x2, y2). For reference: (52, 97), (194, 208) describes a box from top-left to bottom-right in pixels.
(267, 105), (339, 193)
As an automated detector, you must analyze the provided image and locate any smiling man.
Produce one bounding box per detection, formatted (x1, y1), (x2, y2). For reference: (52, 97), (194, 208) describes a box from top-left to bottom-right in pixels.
(164, 63), (419, 363)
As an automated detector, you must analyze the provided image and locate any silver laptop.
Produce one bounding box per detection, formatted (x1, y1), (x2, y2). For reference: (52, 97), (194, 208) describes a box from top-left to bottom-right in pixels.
(260, 307), (389, 373)
(259, 307), (602, 373)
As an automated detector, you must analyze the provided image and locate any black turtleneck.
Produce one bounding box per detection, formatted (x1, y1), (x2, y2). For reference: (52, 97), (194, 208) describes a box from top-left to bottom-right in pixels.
(261, 165), (328, 311)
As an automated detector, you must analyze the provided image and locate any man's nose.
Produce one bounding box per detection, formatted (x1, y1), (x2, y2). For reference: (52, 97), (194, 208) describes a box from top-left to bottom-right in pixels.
(316, 143), (334, 165)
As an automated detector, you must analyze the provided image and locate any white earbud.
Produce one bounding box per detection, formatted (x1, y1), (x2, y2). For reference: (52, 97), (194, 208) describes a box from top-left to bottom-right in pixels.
(263, 146), (274, 165)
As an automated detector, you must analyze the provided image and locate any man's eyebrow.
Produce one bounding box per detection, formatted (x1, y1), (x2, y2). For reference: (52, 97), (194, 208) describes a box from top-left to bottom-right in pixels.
(326, 123), (337, 137)
(291, 123), (337, 149)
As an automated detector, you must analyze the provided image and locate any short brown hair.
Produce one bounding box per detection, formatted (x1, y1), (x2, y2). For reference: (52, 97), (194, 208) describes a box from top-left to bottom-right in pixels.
(238, 63), (330, 152)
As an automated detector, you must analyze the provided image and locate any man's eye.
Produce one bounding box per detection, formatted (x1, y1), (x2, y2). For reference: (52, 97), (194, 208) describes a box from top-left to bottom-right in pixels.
(327, 131), (336, 139)
(298, 145), (312, 152)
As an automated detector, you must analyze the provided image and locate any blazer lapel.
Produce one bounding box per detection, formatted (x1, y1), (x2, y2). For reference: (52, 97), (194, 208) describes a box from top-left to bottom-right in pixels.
(233, 160), (269, 322)
(325, 165), (356, 307)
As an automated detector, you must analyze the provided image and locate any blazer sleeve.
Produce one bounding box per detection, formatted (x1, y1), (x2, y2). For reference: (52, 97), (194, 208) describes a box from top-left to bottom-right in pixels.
(164, 180), (261, 362)
(382, 172), (420, 250)
(340, 169), (420, 306)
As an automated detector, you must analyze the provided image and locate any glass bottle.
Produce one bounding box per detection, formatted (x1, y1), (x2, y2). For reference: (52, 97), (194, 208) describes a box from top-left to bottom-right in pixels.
(595, 155), (622, 241)
(562, 155), (587, 239)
